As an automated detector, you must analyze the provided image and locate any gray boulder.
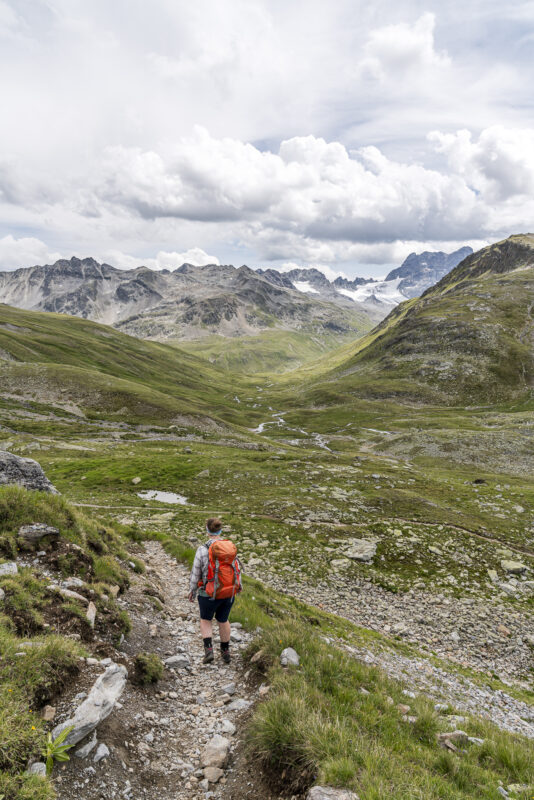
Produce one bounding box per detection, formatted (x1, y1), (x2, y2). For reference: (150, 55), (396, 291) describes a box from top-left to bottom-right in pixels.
(345, 539), (377, 562)
(0, 450), (58, 493)
(501, 560), (527, 575)
(280, 647), (300, 667)
(307, 787), (360, 800)
(164, 653), (190, 669)
(52, 663), (127, 746)
(18, 523), (60, 544)
(0, 561), (18, 576)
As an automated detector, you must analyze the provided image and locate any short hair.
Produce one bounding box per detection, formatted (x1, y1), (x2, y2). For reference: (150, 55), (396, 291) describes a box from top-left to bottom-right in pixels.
(206, 517), (223, 533)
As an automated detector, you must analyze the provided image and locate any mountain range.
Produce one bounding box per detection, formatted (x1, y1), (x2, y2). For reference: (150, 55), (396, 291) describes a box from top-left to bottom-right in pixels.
(0, 247), (472, 347)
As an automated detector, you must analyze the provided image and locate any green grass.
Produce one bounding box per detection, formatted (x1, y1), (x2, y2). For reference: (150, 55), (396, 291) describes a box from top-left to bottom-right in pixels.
(178, 328), (373, 375)
(0, 303), (258, 427)
(0, 486), (143, 796)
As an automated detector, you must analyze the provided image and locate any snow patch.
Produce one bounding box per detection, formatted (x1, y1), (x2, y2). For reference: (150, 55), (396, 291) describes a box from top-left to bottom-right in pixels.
(292, 281), (320, 294)
(337, 278), (406, 306)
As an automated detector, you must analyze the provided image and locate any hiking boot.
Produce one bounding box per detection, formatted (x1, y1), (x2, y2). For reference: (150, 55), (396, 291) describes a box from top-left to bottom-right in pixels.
(221, 649), (231, 664)
(203, 646), (214, 664)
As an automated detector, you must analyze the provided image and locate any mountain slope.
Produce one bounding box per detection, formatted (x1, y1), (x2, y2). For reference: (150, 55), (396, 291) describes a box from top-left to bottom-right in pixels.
(0, 304), (253, 426)
(299, 234), (534, 405)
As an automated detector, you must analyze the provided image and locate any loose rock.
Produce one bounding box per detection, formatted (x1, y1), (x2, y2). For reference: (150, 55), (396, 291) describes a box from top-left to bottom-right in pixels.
(201, 735), (230, 768)
(280, 647), (300, 667)
(52, 663), (128, 746)
(307, 787), (360, 800)
(345, 539), (377, 562)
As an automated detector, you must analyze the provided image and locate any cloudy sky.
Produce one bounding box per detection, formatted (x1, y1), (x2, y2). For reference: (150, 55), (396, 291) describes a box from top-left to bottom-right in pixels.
(1, 0), (534, 277)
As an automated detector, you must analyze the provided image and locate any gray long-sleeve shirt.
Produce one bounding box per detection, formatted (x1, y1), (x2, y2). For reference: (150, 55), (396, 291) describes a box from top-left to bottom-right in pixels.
(189, 537), (220, 598)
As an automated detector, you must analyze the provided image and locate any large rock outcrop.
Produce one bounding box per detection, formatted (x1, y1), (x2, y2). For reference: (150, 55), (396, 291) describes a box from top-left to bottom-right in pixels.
(0, 450), (59, 493)
(52, 663), (128, 746)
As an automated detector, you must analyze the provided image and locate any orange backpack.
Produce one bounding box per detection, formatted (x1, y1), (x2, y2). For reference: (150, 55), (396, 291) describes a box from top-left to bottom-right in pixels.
(199, 539), (242, 600)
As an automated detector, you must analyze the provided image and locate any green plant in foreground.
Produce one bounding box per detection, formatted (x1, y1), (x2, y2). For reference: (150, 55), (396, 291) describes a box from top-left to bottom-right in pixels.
(42, 725), (74, 776)
(134, 651), (164, 685)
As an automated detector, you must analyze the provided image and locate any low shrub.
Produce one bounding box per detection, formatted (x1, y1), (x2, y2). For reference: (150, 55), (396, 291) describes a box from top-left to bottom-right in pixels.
(134, 652), (164, 685)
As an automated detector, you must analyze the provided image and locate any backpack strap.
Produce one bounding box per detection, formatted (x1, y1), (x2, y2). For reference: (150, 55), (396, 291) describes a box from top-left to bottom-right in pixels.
(201, 541), (212, 594)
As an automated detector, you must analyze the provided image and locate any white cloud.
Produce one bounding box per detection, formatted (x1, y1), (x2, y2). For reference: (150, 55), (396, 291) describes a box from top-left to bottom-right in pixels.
(429, 125), (534, 201)
(0, 235), (62, 271)
(104, 247), (220, 270)
(88, 129), (481, 248)
(0, 3), (533, 276)
(359, 13), (450, 82)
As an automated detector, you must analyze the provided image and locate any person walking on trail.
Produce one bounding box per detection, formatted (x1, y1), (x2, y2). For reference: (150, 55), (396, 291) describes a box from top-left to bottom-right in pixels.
(188, 517), (242, 664)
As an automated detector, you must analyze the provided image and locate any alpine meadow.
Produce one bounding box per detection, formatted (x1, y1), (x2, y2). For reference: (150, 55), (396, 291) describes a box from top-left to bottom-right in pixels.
(0, 3), (533, 800)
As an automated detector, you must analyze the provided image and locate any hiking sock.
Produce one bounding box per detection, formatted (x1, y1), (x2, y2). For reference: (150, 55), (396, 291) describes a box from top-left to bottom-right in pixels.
(220, 641), (230, 652)
(203, 637), (213, 649)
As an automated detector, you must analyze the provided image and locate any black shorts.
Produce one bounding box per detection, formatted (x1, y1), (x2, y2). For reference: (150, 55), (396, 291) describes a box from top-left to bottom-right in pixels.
(198, 594), (234, 622)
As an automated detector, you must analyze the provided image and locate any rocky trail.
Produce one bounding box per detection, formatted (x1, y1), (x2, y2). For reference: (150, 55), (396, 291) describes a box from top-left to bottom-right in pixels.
(52, 542), (261, 800)
(49, 540), (534, 800)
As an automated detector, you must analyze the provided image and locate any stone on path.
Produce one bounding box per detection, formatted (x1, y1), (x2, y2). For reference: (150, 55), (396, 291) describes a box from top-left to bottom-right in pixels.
(0, 562), (17, 577)
(52, 663), (127, 746)
(220, 719), (236, 735)
(204, 766), (224, 783)
(280, 647), (300, 667)
(75, 732), (98, 759)
(0, 450), (59, 493)
(344, 539), (377, 562)
(201, 735), (230, 768)
(164, 653), (190, 669)
(226, 698), (251, 712)
(93, 743), (110, 763)
(307, 787), (360, 800)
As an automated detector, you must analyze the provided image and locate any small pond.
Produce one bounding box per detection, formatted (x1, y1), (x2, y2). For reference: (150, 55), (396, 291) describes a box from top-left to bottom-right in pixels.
(137, 490), (188, 505)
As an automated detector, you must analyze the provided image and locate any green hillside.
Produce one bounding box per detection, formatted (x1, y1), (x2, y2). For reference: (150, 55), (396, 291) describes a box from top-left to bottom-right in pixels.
(177, 328), (369, 374)
(0, 304), (253, 428)
(291, 234), (534, 408)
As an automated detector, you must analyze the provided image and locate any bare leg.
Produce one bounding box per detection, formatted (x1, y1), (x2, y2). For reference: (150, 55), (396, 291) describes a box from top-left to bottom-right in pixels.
(218, 620), (231, 643)
(200, 619), (213, 639)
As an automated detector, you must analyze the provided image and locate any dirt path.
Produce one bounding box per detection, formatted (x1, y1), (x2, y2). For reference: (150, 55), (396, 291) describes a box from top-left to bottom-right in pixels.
(53, 542), (258, 800)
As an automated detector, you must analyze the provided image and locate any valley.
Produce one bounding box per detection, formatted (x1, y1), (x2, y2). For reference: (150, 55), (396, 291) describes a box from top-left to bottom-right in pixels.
(0, 235), (533, 800)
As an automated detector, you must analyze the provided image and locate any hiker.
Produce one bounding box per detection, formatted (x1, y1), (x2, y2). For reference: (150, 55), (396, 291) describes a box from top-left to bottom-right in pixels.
(188, 517), (242, 664)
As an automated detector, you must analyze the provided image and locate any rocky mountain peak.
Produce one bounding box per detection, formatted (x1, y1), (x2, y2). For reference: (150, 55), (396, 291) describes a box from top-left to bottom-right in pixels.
(424, 233), (534, 297)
